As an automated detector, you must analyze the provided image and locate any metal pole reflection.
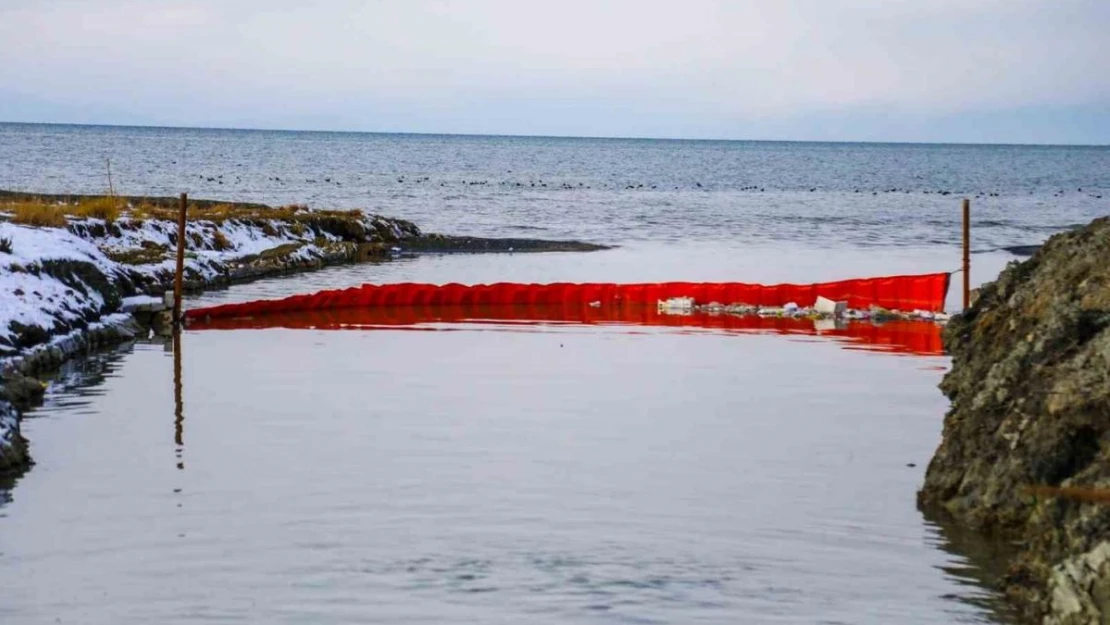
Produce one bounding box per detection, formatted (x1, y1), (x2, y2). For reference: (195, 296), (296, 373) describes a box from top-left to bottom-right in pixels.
(173, 327), (184, 471)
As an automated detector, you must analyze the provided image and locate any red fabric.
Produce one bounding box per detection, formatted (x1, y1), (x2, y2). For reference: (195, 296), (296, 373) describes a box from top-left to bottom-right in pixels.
(184, 273), (952, 322)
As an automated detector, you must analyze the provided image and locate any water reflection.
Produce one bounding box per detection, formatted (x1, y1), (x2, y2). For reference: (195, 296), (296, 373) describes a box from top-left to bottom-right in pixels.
(188, 304), (946, 356)
(173, 329), (185, 471)
(921, 507), (1021, 623)
(0, 341), (139, 511)
(0, 321), (1015, 623)
(32, 341), (137, 414)
(0, 473), (14, 512)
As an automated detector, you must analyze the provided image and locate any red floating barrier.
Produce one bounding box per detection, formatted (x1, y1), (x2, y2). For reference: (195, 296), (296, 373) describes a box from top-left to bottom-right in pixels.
(184, 273), (951, 324)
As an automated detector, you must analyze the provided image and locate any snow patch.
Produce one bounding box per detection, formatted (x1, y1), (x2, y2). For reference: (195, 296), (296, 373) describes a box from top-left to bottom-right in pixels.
(2, 209), (415, 356)
(0, 222), (116, 272)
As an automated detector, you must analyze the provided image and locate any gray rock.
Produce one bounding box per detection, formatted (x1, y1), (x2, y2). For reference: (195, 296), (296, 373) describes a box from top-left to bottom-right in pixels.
(918, 216), (1110, 621)
(1046, 542), (1110, 625)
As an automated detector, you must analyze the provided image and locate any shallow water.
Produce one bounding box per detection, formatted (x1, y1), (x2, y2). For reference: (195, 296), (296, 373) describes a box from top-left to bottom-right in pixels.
(1, 319), (1013, 624)
(1, 248), (1016, 624)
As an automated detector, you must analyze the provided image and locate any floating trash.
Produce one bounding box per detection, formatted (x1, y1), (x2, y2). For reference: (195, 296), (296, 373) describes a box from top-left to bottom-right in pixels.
(657, 297), (695, 315)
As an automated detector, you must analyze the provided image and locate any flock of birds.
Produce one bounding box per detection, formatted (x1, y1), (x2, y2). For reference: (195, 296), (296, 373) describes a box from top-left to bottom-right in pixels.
(182, 172), (1105, 200)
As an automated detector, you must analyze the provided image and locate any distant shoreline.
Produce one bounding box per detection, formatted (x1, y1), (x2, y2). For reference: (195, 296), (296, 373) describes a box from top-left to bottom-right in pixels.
(2, 120), (1107, 149)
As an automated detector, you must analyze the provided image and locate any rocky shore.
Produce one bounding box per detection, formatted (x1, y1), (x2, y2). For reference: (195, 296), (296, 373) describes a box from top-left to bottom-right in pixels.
(918, 215), (1110, 623)
(0, 190), (608, 472)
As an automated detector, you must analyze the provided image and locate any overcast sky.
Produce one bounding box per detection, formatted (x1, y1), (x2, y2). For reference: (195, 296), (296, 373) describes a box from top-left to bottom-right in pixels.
(1, 0), (1107, 144)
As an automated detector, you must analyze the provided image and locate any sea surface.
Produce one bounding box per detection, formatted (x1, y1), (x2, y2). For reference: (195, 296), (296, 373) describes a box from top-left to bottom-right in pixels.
(1, 123), (1107, 252)
(2, 123), (1108, 624)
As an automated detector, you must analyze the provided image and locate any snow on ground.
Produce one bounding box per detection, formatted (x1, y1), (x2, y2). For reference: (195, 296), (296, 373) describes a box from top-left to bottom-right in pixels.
(0, 221), (116, 273)
(92, 217), (323, 258)
(0, 203), (422, 357)
(0, 223), (117, 345)
(120, 295), (163, 308)
(79, 216), (343, 283)
(0, 215), (355, 353)
(0, 269), (104, 342)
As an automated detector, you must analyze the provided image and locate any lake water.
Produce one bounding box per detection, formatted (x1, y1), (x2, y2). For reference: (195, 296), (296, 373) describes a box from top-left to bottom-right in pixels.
(3, 124), (1105, 623)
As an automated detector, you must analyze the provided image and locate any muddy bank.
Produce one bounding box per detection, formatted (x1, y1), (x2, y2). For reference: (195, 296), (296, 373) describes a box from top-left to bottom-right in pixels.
(918, 215), (1110, 623)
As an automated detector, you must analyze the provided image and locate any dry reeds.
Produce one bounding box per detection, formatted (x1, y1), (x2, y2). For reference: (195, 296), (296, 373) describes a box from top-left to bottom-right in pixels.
(73, 196), (121, 223)
(5, 196), (122, 227)
(10, 203), (69, 227)
(3, 194), (364, 231)
(211, 230), (233, 251)
(129, 202), (360, 223)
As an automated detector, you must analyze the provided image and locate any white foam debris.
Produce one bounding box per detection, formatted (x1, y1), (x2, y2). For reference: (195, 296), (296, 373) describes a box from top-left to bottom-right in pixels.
(651, 292), (949, 325)
(657, 297), (695, 314)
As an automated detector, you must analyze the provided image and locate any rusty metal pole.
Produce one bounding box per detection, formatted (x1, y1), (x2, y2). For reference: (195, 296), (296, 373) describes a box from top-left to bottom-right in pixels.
(173, 193), (187, 325)
(962, 198), (971, 311)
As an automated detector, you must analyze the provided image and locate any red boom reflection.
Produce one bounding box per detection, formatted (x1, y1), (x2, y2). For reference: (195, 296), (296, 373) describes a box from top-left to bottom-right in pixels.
(187, 303), (945, 356)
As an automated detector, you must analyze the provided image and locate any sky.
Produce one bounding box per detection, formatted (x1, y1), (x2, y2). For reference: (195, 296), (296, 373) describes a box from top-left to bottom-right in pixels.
(0, 0), (1107, 144)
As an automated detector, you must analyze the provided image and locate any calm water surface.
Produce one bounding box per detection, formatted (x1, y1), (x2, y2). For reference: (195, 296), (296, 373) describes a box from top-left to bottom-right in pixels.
(1, 317), (1010, 624)
(2, 125), (1090, 623)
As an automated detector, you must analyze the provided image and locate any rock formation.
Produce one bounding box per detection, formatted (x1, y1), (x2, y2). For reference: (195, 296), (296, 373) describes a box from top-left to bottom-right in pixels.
(919, 216), (1110, 623)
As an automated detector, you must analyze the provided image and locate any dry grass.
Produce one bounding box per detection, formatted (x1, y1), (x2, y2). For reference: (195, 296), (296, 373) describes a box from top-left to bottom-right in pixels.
(4, 196), (122, 227)
(129, 201), (361, 223)
(72, 196), (121, 222)
(105, 245), (169, 265)
(3, 196), (364, 232)
(212, 230), (233, 251)
(9, 203), (69, 227)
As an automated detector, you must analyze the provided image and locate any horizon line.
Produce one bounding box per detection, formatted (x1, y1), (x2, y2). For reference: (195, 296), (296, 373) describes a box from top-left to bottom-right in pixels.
(1, 119), (1108, 149)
